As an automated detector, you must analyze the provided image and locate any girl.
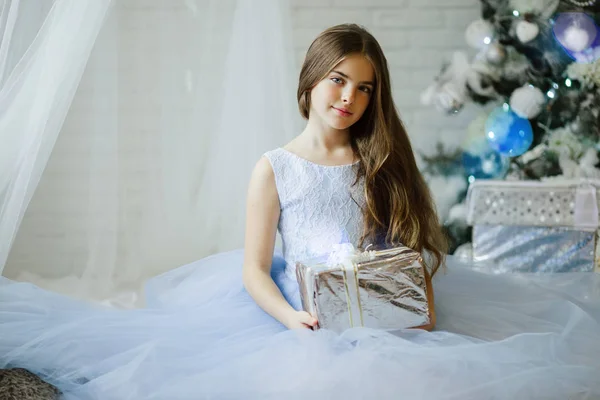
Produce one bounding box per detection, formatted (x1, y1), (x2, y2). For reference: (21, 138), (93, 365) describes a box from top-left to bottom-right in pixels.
(0, 24), (599, 400)
(242, 23), (445, 331)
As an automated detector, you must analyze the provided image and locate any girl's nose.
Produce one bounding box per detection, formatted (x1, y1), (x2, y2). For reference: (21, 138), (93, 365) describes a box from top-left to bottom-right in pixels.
(342, 89), (355, 104)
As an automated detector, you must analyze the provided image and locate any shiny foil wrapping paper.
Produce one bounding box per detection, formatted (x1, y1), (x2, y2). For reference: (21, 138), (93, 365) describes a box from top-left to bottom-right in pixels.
(295, 246), (431, 333)
(472, 225), (596, 273)
(466, 179), (600, 273)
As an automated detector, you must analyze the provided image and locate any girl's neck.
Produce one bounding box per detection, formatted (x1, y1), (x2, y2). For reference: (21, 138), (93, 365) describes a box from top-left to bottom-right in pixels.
(300, 118), (351, 153)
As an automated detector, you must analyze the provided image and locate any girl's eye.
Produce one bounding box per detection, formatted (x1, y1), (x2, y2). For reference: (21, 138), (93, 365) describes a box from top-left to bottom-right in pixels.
(360, 86), (372, 94)
(331, 77), (343, 84)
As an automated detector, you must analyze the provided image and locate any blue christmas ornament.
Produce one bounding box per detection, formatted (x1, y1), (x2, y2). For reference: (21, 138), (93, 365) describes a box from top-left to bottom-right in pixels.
(485, 105), (533, 157)
(462, 149), (510, 180)
(460, 112), (510, 180)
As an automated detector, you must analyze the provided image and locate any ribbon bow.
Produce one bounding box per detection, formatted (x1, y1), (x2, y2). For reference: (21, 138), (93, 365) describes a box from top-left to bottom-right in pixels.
(326, 243), (359, 265)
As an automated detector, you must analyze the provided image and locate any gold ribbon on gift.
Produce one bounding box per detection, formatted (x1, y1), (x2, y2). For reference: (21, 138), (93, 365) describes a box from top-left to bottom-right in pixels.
(329, 244), (376, 328)
(340, 259), (364, 327)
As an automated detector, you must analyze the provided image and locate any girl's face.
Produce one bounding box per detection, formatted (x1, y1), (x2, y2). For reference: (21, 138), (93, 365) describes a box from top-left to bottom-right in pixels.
(309, 53), (375, 131)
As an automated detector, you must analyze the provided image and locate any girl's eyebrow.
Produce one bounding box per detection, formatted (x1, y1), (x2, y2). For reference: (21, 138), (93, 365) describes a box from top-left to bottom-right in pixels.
(331, 70), (374, 86)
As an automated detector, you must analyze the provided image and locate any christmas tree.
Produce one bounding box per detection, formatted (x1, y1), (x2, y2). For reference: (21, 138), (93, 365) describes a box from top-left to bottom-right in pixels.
(421, 0), (600, 254)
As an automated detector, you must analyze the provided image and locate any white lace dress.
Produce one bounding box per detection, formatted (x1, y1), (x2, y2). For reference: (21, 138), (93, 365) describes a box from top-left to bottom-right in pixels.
(0, 147), (598, 399)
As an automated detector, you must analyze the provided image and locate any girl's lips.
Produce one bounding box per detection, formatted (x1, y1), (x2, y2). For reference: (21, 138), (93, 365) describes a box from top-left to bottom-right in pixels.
(332, 107), (352, 117)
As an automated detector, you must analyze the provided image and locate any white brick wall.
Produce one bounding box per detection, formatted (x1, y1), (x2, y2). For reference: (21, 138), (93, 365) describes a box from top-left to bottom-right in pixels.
(5, 0), (481, 282)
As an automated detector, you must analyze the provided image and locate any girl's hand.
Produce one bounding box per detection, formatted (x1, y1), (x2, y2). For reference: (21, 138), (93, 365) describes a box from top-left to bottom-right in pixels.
(285, 310), (318, 330)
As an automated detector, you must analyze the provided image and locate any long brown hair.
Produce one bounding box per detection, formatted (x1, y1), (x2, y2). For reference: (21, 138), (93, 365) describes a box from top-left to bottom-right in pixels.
(297, 24), (447, 276)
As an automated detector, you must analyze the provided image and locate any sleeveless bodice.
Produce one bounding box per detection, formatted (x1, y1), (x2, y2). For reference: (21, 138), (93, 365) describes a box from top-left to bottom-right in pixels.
(263, 148), (365, 278)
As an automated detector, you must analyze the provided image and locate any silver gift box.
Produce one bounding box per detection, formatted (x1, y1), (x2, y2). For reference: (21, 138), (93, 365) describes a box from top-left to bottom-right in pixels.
(295, 245), (431, 333)
(466, 179), (600, 273)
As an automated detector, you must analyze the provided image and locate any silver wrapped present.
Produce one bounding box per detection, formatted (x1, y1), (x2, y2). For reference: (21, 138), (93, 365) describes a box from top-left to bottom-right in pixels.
(466, 178), (600, 273)
(295, 243), (432, 333)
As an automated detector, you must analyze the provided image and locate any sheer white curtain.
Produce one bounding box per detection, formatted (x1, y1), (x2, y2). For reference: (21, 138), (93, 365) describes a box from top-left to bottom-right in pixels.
(0, 0), (113, 276)
(1, 0), (301, 307)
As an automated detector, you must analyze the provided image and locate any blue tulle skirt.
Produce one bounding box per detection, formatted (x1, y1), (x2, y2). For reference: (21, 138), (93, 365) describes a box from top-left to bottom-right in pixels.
(1, 249), (599, 399)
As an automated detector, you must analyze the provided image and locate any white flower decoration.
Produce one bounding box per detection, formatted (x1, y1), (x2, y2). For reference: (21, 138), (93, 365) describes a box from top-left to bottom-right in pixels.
(547, 127), (585, 160)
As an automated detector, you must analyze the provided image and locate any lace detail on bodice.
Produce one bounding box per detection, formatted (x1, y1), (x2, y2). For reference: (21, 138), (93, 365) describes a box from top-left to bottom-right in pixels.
(264, 148), (366, 279)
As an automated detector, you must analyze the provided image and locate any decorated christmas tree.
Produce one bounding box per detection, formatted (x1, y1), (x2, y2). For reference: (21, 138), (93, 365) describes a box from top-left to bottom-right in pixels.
(421, 0), (600, 254)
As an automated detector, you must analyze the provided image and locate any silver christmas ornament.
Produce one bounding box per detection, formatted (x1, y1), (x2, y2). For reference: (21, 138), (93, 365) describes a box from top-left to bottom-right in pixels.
(465, 19), (495, 49)
(485, 43), (507, 64)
